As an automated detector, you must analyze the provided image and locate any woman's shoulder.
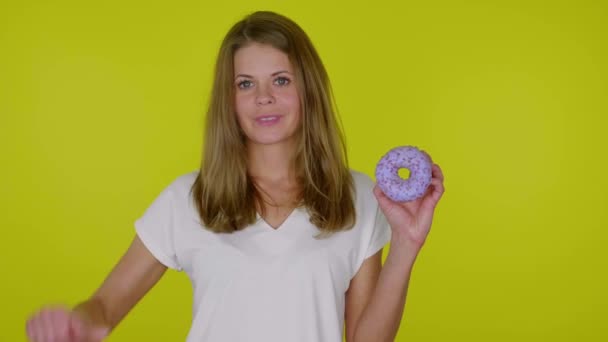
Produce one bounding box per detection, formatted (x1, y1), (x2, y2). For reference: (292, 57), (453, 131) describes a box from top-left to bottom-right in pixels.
(348, 169), (378, 208)
(173, 169), (199, 188)
(159, 170), (199, 199)
(348, 168), (375, 190)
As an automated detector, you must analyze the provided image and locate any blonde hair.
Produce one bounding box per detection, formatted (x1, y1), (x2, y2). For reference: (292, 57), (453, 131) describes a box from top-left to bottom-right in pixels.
(191, 10), (355, 238)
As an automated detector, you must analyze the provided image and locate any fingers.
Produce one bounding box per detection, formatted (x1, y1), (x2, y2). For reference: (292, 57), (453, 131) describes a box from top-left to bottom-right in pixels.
(373, 184), (386, 203)
(432, 174), (444, 192)
(90, 326), (110, 342)
(420, 150), (444, 181)
(373, 184), (382, 198)
(26, 306), (75, 342)
(429, 175), (445, 203)
(373, 184), (394, 211)
(70, 310), (85, 338)
(431, 163), (444, 182)
(53, 309), (71, 340)
(26, 307), (109, 342)
(42, 310), (55, 341)
(25, 312), (40, 341)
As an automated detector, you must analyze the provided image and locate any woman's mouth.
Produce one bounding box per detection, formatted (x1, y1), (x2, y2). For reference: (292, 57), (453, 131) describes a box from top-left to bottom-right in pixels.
(255, 115), (281, 126)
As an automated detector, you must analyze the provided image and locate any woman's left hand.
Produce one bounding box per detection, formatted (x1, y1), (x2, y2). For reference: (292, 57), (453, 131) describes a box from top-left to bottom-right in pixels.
(373, 151), (445, 252)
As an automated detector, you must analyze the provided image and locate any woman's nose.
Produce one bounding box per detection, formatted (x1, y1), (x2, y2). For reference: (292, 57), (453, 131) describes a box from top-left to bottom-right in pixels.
(256, 85), (275, 105)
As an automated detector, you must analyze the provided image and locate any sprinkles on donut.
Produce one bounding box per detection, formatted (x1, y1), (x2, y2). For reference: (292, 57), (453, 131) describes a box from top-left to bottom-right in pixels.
(375, 145), (432, 202)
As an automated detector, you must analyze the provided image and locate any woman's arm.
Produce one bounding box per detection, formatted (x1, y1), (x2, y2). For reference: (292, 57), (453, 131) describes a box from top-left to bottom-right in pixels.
(350, 242), (418, 342)
(344, 249), (383, 342)
(72, 234), (169, 332)
(26, 234), (168, 341)
(351, 159), (444, 341)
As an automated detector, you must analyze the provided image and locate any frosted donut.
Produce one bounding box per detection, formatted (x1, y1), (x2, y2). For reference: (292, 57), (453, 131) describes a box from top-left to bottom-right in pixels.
(375, 145), (432, 202)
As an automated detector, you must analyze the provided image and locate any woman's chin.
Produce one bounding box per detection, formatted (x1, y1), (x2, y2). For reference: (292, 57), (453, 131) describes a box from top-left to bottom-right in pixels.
(246, 135), (297, 147)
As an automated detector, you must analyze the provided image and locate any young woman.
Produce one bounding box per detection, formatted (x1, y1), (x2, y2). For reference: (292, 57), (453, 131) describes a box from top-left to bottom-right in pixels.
(26, 10), (445, 342)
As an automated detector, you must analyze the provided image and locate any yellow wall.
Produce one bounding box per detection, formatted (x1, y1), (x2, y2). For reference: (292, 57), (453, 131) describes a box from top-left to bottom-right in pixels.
(2, 1), (606, 341)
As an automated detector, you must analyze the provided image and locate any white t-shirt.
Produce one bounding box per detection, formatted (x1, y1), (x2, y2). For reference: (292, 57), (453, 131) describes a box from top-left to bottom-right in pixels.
(134, 169), (391, 342)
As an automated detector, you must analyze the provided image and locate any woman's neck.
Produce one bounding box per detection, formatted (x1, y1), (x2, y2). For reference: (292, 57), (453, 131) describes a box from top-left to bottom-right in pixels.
(246, 141), (298, 184)
(247, 141), (302, 210)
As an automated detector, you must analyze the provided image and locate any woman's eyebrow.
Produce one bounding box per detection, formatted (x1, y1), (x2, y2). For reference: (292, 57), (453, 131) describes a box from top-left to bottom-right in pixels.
(235, 70), (292, 79)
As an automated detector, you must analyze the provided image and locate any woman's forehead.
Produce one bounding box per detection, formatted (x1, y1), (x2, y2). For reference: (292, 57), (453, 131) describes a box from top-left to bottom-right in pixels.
(234, 43), (293, 75)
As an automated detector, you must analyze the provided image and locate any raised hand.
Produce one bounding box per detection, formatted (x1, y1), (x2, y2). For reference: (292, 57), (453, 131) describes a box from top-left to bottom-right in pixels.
(373, 151), (445, 251)
(26, 305), (109, 342)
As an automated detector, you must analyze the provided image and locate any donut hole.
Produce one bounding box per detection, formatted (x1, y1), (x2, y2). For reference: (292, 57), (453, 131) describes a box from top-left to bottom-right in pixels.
(398, 168), (411, 179)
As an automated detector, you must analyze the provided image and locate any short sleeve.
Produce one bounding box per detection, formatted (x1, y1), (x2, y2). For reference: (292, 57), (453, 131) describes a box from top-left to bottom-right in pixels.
(134, 185), (183, 271)
(364, 200), (392, 259)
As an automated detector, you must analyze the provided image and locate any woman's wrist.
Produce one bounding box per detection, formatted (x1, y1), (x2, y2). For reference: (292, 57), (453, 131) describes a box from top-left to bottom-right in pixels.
(387, 236), (422, 265)
(72, 297), (111, 329)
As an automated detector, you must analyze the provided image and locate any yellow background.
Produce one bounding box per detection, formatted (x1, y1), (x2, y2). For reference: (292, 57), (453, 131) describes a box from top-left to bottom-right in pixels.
(2, 0), (607, 341)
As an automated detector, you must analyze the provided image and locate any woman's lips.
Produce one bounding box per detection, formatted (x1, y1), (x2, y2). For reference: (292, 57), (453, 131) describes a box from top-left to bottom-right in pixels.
(255, 115), (281, 126)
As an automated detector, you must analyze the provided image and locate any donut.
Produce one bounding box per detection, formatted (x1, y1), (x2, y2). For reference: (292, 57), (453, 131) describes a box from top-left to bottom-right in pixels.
(375, 145), (432, 202)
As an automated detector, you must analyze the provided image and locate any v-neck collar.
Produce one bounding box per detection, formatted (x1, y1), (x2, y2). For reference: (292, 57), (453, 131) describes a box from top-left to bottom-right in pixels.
(256, 207), (301, 232)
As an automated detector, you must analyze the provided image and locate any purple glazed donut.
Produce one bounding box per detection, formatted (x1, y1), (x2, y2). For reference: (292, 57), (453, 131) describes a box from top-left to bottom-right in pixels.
(375, 145), (432, 202)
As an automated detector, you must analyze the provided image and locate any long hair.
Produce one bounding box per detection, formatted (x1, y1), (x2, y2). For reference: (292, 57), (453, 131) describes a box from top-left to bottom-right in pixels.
(191, 10), (355, 238)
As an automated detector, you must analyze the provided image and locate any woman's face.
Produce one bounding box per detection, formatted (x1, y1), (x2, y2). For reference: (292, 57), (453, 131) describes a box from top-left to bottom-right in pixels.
(233, 42), (301, 147)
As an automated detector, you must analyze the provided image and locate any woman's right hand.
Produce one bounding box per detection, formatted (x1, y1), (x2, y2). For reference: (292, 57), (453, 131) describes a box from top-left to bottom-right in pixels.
(26, 305), (109, 342)
(25, 235), (169, 341)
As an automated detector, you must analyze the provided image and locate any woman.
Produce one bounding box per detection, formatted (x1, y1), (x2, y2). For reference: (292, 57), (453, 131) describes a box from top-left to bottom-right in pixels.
(26, 10), (445, 342)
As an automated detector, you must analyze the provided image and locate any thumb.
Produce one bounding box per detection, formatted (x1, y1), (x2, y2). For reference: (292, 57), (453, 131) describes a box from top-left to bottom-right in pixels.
(69, 313), (86, 340)
(89, 326), (110, 341)
(373, 184), (394, 212)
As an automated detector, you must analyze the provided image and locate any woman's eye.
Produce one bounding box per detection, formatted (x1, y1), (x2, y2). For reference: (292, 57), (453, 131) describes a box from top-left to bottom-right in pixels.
(275, 77), (290, 86)
(237, 80), (252, 89)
